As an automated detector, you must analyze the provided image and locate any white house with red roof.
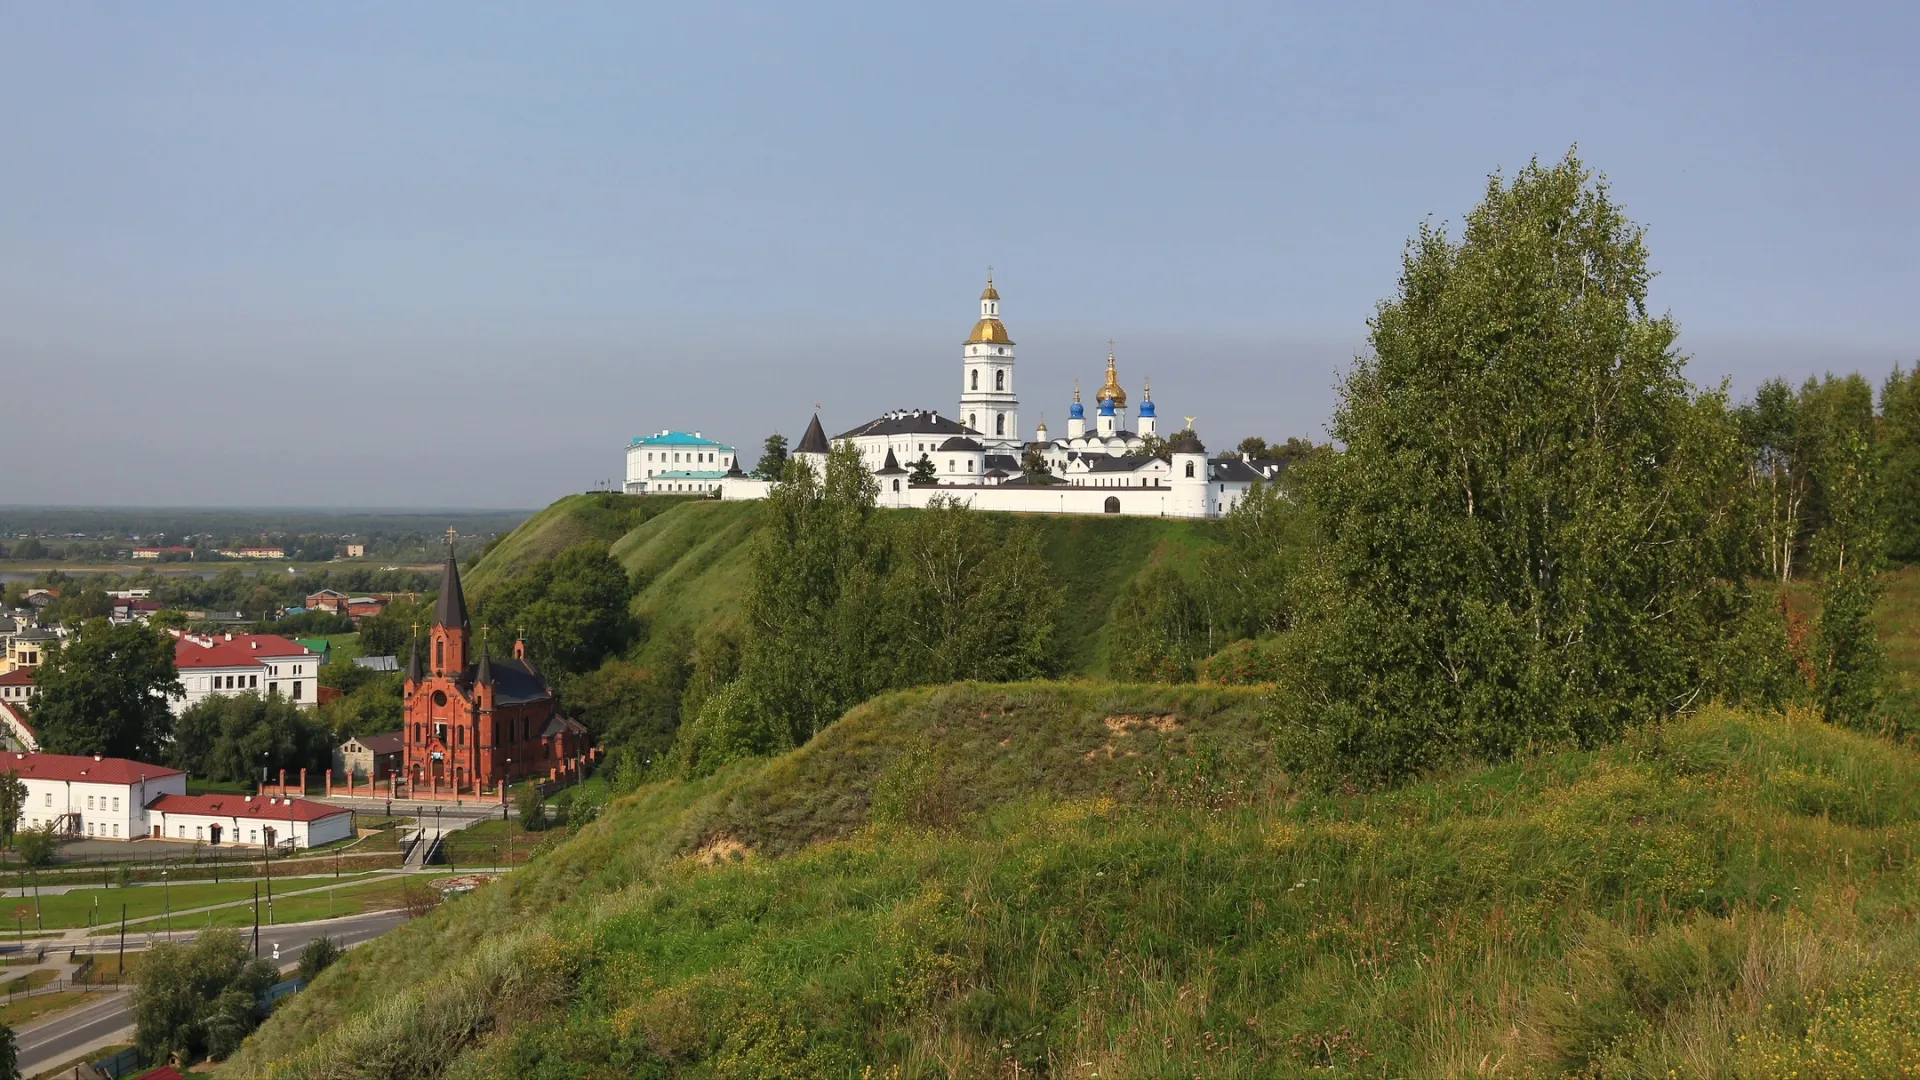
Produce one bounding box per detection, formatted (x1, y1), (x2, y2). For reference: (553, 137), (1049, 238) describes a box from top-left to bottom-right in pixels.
(146, 792), (353, 848)
(5, 752), (187, 840)
(1, 751), (352, 848)
(0, 668), (34, 707)
(170, 632), (321, 714)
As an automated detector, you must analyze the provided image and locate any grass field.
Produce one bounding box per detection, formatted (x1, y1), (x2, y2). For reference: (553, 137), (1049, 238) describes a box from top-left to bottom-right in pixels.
(13, 873), (377, 931)
(0, 989), (94, 1027)
(0, 968), (55, 994)
(72, 950), (144, 986)
(109, 875), (422, 933)
(224, 679), (1920, 1077)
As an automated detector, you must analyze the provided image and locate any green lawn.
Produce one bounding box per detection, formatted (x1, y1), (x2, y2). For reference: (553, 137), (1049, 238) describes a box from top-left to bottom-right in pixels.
(0, 968), (54, 993)
(14, 873), (376, 930)
(133, 876), (420, 931)
(0, 989), (94, 1027)
(72, 950), (143, 986)
(322, 632), (363, 663)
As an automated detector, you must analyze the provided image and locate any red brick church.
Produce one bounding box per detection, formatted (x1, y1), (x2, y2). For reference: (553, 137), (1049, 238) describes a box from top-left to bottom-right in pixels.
(401, 539), (589, 795)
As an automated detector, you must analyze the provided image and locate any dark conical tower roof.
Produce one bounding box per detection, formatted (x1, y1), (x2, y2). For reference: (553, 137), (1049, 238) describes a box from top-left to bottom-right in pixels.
(433, 534), (469, 630)
(475, 631), (492, 685)
(795, 413), (830, 454)
(406, 634), (422, 682)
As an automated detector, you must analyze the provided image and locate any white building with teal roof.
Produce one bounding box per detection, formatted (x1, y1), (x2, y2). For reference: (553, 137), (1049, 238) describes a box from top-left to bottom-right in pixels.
(624, 430), (737, 494)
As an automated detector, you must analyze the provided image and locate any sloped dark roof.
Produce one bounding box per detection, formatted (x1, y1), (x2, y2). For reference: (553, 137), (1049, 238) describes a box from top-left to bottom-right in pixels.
(433, 545), (468, 630)
(540, 714), (589, 738)
(1209, 457), (1264, 483)
(984, 454), (1019, 473)
(997, 472), (1065, 486)
(1169, 433), (1207, 455)
(875, 448), (908, 475)
(349, 731), (404, 755)
(938, 436), (984, 452)
(835, 410), (976, 440)
(1083, 455), (1160, 473)
(467, 656), (552, 706)
(725, 456), (746, 477)
(795, 414), (831, 454)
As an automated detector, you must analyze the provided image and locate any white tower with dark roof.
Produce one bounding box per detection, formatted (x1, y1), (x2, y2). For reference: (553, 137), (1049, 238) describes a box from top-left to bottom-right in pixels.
(960, 272), (1020, 450)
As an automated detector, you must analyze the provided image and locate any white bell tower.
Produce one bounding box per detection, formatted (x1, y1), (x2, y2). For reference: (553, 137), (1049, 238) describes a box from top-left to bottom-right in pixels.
(960, 270), (1020, 450)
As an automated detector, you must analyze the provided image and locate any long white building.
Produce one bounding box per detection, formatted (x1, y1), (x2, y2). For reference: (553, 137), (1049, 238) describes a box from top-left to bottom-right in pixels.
(3, 752), (351, 848)
(704, 276), (1281, 518)
(170, 632), (322, 714)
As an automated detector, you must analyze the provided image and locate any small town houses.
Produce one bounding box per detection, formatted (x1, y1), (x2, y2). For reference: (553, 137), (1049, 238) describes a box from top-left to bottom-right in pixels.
(3, 751), (353, 848)
(170, 630), (322, 714)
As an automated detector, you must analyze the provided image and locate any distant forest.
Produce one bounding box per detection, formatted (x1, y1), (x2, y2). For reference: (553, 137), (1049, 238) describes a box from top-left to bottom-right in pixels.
(0, 507), (530, 564)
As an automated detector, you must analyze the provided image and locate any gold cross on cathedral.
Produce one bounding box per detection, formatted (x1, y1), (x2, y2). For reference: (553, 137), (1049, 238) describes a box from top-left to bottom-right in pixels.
(445, 526), (457, 548)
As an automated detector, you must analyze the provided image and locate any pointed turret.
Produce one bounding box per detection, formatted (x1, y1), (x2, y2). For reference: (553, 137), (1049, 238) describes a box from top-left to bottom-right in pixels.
(406, 633), (422, 683)
(433, 535), (468, 630)
(429, 528), (469, 674)
(875, 447), (907, 475)
(795, 413), (830, 455)
(475, 630), (493, 685)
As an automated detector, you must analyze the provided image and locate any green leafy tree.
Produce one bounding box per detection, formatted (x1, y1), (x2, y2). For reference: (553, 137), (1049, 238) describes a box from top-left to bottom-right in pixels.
(1883, 364), (1920, 565)
(1019, 446), (1050, 476)
(16, 823), (57, 867)
(1811, 426), (1886, 728)
(0, 1022), (14, 1080)
(132, 927), (276, 1064)
(1282, 151), (1760, 785)
(514, 782), (548, 832)
(0, 772), (23, 849)
(1236, 436), (1271, 459)
(557, 655), (685, 757)
(752, 433), (789, 481)
(1202, 478), (1316, 640)
(297, 936), (342, 984)
(31, 620), (181, 759)
(356, 596), (429, 660)
(669, 679), (792, 779)
(734, 444), (890, 746)
(883, 497), (1061, 684)
(168, 694), (333, 784)
(476, 544), (636, 676)
(907, 454), (938, 486)
(1109, 563), (1214, 682)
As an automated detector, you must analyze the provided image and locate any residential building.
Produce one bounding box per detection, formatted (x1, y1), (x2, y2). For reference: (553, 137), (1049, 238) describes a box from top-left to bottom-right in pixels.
(623, 431), (737, 494)
(3, 629), (56, 674)
(170, 632), (322, 714)
(306, 589), (349, 613)
(132, 546), (192, 560)
(5, 752), (187, 841)
(334, 731), (404, 782)
(146, 792), (353, 848)
(344, 543), (366, 558)
(218, 547), (286, 559)
(0, 668), (36, 707)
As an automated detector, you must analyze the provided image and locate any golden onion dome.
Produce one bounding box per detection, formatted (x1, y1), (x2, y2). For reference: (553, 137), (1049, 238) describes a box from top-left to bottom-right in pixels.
(966, 317), (1013, 345)
(981, 278), (1000, 301)
(1096, 349), (1127, 407)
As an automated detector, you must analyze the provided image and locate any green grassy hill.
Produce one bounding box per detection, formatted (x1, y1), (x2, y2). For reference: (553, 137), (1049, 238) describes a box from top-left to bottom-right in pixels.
(465, 495), (1225, 679)
(230, 683), (1920, 1078)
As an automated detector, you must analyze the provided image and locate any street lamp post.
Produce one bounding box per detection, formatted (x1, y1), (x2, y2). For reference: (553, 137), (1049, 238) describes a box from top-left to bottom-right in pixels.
(162, 867), (171, 937)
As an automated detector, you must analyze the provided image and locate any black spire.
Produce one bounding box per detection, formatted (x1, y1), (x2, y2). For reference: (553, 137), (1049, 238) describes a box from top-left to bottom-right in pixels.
(795, 413), (830, 455)
(406, 632), (421, 682)
(876, 448), (907, 475)
(475, 629), (493, 685)
(433, 529), (469, 630)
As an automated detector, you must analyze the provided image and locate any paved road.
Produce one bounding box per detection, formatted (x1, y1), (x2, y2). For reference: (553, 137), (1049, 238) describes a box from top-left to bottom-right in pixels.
(14, 908), (409, 1077)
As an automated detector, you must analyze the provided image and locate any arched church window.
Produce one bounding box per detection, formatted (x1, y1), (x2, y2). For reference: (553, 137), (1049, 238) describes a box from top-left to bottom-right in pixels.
(435, 640), (442, 670)
(1185, 462), (1195, 478)
(971, 370), (979, 390)
(892, 479), (900, 492)
(995, 370), (1004, 391)
(968, 414), (976, 429)
(1104, 496), (1121, 514)
(996, 415), (1005, 435)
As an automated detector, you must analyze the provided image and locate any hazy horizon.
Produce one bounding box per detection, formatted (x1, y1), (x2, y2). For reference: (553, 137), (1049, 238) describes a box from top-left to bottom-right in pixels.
(4, 3), (1914, 508)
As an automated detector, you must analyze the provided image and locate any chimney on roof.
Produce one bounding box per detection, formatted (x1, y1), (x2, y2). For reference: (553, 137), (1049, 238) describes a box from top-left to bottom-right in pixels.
(250, 640), (257, 650)
(93, 753), (101, 761)
(224, 633), (233, 642)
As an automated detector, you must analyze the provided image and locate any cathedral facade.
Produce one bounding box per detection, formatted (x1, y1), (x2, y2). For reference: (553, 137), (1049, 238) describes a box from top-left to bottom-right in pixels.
(400, 540), (589, 795)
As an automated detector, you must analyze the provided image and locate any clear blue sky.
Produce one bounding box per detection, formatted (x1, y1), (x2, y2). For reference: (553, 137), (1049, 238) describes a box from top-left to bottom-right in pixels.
(2, 2), (1914, 507)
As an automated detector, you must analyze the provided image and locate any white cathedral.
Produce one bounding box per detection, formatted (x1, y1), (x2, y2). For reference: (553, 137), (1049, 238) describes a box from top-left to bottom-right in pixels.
(684, 275), (1278, 518)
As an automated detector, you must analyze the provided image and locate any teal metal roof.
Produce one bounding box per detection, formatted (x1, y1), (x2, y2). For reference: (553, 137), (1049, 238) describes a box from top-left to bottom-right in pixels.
(630, 430), (733, 450)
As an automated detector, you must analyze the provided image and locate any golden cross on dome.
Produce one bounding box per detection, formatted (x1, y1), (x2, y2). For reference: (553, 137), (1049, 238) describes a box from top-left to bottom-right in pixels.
(445, 526), (457, 547)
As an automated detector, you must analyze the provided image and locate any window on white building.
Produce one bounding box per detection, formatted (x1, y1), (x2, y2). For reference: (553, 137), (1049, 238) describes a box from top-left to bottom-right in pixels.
(87, 796), (94, 809)
(43, 793), (50, 807)
(112, 797), (119, 811)
(178, 825), (186, 837)
(113, 824), (119, 837)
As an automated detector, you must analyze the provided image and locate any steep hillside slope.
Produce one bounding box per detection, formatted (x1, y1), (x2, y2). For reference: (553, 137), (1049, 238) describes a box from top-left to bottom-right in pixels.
(231, 689), (1920, 1078)
(468, 494), (1225, 678)
(464, 493), (699, 593)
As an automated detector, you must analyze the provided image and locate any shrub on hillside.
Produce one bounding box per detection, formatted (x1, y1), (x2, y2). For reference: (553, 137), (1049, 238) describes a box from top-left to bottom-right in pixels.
(670, 680), (792, 779)
(1200, 636), (1287, 685)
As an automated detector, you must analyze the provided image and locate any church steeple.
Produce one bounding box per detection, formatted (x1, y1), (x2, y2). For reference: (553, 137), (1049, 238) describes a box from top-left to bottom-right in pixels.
(961, 269), (1019, 448)
(430, 529), (469, 675)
